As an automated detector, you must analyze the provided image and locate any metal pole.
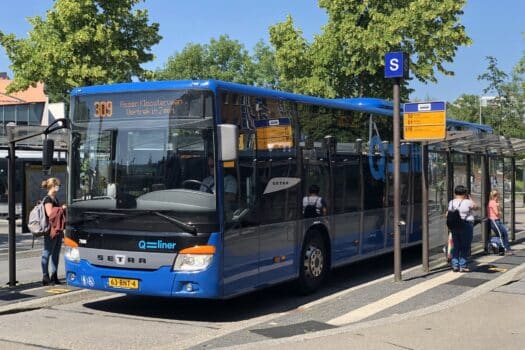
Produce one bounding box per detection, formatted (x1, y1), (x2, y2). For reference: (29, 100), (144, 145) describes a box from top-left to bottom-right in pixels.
(421, 143), (429, 272)
(358, 139), (365, 255)
(511, 157), (516, 241)
(481, 155), (489, 248)
(522, 160), (525, 207)
(393, 78), (402, 282)
(7, 141), (17, 287)
(466, 154), (472, 194)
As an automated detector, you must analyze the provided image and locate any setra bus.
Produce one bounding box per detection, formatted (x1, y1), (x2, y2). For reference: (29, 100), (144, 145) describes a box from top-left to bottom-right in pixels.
(64, 80), (491, 298)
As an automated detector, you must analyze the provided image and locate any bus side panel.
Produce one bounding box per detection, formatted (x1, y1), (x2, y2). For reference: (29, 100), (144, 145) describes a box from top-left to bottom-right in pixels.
(332, 212), (360, 263)
(386, 205), (410, 247)
(361, 208), (387, 253)
(258, 221), (296, 285)
(222, 225), (259, 297)
(410, 203), (423, 242)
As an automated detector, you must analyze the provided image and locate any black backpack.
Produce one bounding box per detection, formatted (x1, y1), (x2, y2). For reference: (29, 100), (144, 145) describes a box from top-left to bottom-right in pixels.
(304, 197), (321, 218)
(446, 200), (463, 230)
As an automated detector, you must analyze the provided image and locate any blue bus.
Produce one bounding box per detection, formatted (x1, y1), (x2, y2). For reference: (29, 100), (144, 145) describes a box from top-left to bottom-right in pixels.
(64, 80), (491, 298)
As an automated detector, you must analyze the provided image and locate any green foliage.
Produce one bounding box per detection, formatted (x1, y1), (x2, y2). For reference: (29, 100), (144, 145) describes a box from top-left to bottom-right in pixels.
(269, 0), (471, 99)
(0, 0), (161, 102)
(477, 56), (525, 138)
(155, 35), (279, 88)
(447, 94), (481, 123)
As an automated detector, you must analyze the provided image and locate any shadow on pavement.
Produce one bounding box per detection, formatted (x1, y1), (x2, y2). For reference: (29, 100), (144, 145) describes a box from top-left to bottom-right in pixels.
(82, 246), (424, 323)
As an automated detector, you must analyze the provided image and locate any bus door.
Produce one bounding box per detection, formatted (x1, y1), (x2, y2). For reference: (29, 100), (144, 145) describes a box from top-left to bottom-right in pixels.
(223, 149), (260, 296)
(257, 154), (299, 285)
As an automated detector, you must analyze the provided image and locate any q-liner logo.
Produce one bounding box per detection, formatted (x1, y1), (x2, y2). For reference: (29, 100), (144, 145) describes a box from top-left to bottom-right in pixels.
(368, 135), (420, 181)
(138, 240), (177, 250)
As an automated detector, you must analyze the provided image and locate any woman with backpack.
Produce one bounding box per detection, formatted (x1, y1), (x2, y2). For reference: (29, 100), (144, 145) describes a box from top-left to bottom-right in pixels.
(41, 177), (66, 285)
(447, 185), (477, 272)
(488, 190), (513, 255)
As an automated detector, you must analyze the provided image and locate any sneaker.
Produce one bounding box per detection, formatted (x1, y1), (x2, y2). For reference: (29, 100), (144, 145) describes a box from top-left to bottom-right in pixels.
(505, 250), (514, 256)
(460, 267), (471, 272)
(452, 267), (459, 272)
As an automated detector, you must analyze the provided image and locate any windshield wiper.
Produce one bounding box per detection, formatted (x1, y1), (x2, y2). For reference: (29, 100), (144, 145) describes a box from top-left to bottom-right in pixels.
(75, 209), (199, 235)
(151, 211), (198, 236)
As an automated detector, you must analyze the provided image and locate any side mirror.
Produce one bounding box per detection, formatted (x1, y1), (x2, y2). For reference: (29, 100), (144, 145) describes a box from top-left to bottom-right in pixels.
(218, 124), (238, 161)
(42, 138), (54, 169)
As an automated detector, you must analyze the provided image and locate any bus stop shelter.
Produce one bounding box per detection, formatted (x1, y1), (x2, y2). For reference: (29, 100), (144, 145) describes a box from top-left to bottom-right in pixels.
(426, 130), (525, 262)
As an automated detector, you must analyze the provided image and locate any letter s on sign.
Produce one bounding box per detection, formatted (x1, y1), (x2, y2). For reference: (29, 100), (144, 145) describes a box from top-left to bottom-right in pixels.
(389, 58), (399, 72)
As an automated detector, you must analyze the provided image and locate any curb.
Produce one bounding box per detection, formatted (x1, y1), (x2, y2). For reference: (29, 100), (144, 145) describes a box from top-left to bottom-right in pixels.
(0, 288), (107, 315)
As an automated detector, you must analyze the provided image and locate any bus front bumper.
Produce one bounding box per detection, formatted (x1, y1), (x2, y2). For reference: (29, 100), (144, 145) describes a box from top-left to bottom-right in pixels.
(65, 259), (221, 298)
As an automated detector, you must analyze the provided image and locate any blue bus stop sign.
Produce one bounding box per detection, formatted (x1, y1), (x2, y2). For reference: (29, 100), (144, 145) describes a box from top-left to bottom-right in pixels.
(385, 52), (409, 79)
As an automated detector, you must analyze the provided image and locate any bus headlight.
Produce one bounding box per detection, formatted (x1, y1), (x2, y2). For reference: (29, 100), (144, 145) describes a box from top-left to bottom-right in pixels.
(173, 245), (215, 271)
(65, 246), (80, 263)
(64, 237), (80, 263)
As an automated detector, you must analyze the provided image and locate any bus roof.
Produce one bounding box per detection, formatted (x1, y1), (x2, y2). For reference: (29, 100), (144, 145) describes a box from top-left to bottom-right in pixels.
(71, 79), (492, 132)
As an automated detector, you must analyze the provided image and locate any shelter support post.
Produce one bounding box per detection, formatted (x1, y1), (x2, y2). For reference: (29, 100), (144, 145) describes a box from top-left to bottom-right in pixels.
(511, 157), (516, 241)
(421, 143), (429, 272)
(481, 154), (490, 248)
(466, 154), (472, 194)
(7, 141), (17, 287)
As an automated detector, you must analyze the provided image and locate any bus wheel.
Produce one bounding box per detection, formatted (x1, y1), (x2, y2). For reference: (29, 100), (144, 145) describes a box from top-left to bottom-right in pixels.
(298, 231), (327, 294)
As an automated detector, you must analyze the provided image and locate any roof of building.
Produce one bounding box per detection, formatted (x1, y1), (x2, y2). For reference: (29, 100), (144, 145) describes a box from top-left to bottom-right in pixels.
(0, 79), (47, 105)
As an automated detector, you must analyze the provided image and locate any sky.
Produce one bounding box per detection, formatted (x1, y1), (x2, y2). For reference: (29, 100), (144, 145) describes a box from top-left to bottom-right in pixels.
(0, 0), (524, 103)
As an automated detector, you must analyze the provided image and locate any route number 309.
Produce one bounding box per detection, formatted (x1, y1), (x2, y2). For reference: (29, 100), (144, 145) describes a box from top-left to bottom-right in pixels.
(94, 101), (113, 117)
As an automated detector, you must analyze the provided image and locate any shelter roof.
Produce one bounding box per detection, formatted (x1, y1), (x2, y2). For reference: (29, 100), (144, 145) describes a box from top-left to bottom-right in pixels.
(429, 131), (525, 156)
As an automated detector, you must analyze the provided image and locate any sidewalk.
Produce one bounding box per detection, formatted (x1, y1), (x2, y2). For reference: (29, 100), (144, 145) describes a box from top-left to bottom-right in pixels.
(233, 248), (525, 350)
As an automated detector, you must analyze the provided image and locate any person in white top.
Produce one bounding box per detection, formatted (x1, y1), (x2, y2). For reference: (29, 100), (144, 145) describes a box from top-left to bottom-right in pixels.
(302, 184), (327, 218)
(447, 185), (478, 272)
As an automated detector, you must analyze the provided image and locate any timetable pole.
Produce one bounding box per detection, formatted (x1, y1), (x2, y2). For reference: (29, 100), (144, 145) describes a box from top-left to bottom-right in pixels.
(385, 51), (408, 283)
(393, 78), (402, 282)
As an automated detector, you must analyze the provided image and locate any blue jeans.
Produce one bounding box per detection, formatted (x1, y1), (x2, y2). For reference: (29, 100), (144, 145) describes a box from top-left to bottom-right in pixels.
(451, 221), (471, 269)
(490, 220), (511, 250)
(41, 234), (62, 276)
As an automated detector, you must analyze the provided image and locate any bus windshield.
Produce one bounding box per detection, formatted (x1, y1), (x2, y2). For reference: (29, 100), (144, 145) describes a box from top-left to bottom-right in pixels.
(69, 90), (216, 218)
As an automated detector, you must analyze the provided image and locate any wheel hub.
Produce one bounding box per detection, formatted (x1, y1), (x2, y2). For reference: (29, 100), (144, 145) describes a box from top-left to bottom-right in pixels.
(304, 245), (324, 278)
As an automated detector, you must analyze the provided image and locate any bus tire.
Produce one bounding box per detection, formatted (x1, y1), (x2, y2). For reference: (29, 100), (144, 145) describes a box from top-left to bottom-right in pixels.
(297, 230), (328, 294)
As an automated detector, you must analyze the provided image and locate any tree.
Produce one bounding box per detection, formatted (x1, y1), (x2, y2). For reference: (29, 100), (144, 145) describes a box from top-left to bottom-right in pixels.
(447, 94), (482, 123)
(251, 40), (280, 89)
(478, 56), (525, 137)
(155, 35), (279, 88)
(269, 0), (471, 99)
(0, 0), (161, 102)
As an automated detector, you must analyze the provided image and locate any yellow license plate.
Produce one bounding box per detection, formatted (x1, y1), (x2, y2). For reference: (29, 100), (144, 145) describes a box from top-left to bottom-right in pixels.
(108, 277), (139, 290)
